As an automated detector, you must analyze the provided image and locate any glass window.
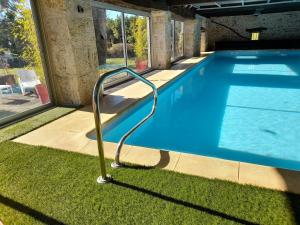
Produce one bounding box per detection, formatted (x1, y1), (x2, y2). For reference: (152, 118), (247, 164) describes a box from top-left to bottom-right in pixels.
(124, 13), (150, 73)
(0, 0), (51, 123)
(92, 8), (127, 85)
(251, 32), (260, 41)
(170, 20), (184, 62)
(92, 6), (151, 87)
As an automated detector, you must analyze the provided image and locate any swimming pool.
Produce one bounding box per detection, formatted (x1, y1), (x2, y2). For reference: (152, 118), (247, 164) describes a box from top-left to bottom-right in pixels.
(102, 50), (300, 171)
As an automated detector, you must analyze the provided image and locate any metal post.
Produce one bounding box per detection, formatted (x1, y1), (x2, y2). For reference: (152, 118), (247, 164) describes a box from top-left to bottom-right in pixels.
(92, 80), (111, 184)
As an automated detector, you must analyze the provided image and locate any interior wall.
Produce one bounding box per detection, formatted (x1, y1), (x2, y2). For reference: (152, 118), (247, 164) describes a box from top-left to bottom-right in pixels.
(206, 11), (300, 50)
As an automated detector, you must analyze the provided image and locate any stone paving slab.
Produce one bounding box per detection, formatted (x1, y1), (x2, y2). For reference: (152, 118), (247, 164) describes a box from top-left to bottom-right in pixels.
(13, 57), (300, 195)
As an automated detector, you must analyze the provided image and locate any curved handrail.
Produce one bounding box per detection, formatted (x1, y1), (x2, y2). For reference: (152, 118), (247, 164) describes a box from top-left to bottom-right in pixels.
(93, 67), (158, 183)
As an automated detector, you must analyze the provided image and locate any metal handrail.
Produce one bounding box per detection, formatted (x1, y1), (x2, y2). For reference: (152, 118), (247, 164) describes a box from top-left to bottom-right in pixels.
(93, 67), (158, 184)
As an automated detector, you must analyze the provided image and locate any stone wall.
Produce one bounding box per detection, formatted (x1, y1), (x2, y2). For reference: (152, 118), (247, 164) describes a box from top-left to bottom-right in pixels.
(207, 11), (300, 50)
(92, 8), (107, 65)
(184, 17), (201, 57)
(200, 17), (208, 52)
(36, 0), (99, 105)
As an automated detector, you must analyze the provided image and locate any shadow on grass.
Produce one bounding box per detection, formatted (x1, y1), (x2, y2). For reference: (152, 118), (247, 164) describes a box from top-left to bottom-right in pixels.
(111, 180), (259, 225)
(277, 169), (300, 225)
(0, 194), (66, 225)
(120, 164), (154, 170)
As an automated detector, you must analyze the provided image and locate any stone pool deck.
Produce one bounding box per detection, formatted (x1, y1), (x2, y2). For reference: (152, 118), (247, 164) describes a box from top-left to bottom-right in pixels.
(14, 57), (300, 195)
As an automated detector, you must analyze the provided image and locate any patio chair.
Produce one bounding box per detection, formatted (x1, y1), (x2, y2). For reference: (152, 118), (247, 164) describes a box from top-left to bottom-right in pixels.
(0, 84), (13, 95)
(17, 69), (41, 95)
(0, 84), (13, 104)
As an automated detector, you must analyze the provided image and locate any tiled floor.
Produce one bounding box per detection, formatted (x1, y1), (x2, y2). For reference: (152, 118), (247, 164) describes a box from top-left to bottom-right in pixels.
(13, 57), (300, 194)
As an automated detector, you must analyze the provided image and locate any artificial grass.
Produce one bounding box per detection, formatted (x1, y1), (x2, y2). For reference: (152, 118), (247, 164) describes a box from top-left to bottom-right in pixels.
(0, 107), (76, 142)
(0, 141), (299, 225)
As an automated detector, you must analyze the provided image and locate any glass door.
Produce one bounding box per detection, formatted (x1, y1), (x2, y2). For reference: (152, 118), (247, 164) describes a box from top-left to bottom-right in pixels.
(124, 13), (150, 73)
(0, 0), (51, 124)
(92, 4), (151, 87)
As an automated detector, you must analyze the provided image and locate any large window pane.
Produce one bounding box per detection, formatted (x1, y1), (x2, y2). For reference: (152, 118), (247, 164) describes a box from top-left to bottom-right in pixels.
(0, 0), (51, 123)
(174, 21), (184, 59)
(124, 13), (150, 73)
(92, 8), (127, 86)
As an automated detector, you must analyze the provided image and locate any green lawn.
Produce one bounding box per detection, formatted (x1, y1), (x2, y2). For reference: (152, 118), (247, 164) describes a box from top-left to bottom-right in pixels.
(0, 141), (299, 225)
(106, 58), (135, 66)
(0, 107), (76, 142)
(0, 108), (300, 224)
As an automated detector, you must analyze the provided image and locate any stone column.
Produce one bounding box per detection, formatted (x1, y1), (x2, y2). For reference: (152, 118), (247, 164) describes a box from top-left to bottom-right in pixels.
(151, 10), (172, 69)
(200, 17), (208, 53)
(92, 7), (107, 65)
(184, 16), (201, 57)
(36, 0), (99, 105)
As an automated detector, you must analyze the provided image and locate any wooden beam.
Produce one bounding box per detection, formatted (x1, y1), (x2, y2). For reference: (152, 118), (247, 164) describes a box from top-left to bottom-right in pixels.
(121, 0), (196, 17)
(168, 0), (218, 6)
(196, 2), (300, 17)
(170, 6), (197, 18)
(122, 0), (168, 10)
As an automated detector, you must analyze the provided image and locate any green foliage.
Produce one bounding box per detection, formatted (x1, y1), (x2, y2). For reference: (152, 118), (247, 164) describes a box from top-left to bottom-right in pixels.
(11, 0), (44, 82)
(133, 17), (148, 60)
(106, 16), (122, 44)
(105, 14), (148, 60)
(0, 1), (22, 56)
(125, 15), (136, 44)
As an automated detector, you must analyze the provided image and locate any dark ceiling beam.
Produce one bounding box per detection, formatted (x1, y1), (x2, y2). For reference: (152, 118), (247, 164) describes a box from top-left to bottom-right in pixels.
(167, 0), (220, 6)
(197, 2), (300, 17)
(122, 0), (196, 17)
(170, 6), (197, 18)
(122, 0), (168, 10)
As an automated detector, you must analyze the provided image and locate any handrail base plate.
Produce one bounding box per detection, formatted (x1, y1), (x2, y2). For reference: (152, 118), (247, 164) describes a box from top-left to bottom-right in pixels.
(111, 162), (123, 169)
(97, 174), (112, 184)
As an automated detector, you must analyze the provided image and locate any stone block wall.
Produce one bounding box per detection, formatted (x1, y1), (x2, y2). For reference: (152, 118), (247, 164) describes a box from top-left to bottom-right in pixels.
(207, 11), (300, 50)
(200, 18), (208, 52)
(92, 7), (107, 66)
(184, 17), (201, 57)
(151, 11), (172, 69)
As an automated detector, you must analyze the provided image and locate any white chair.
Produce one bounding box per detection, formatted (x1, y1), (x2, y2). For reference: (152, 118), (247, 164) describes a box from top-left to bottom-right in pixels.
(17, 69), (41, 95)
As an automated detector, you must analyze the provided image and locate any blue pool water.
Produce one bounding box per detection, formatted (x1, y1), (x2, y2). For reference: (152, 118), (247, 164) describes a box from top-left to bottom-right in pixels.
(102, 50), (300, 171)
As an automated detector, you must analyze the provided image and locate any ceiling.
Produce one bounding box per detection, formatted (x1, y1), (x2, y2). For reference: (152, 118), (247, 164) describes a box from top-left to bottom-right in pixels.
(168, 0), (300, 17)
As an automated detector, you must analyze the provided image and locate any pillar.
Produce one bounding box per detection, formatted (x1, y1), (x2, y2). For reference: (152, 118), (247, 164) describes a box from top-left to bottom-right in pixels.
(151, 10), (172, 69)
(92, 7), (107, 65)
(36, 0), (99, 105)
(200, 17), (208, 53)
(184, 16), (201, 57)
